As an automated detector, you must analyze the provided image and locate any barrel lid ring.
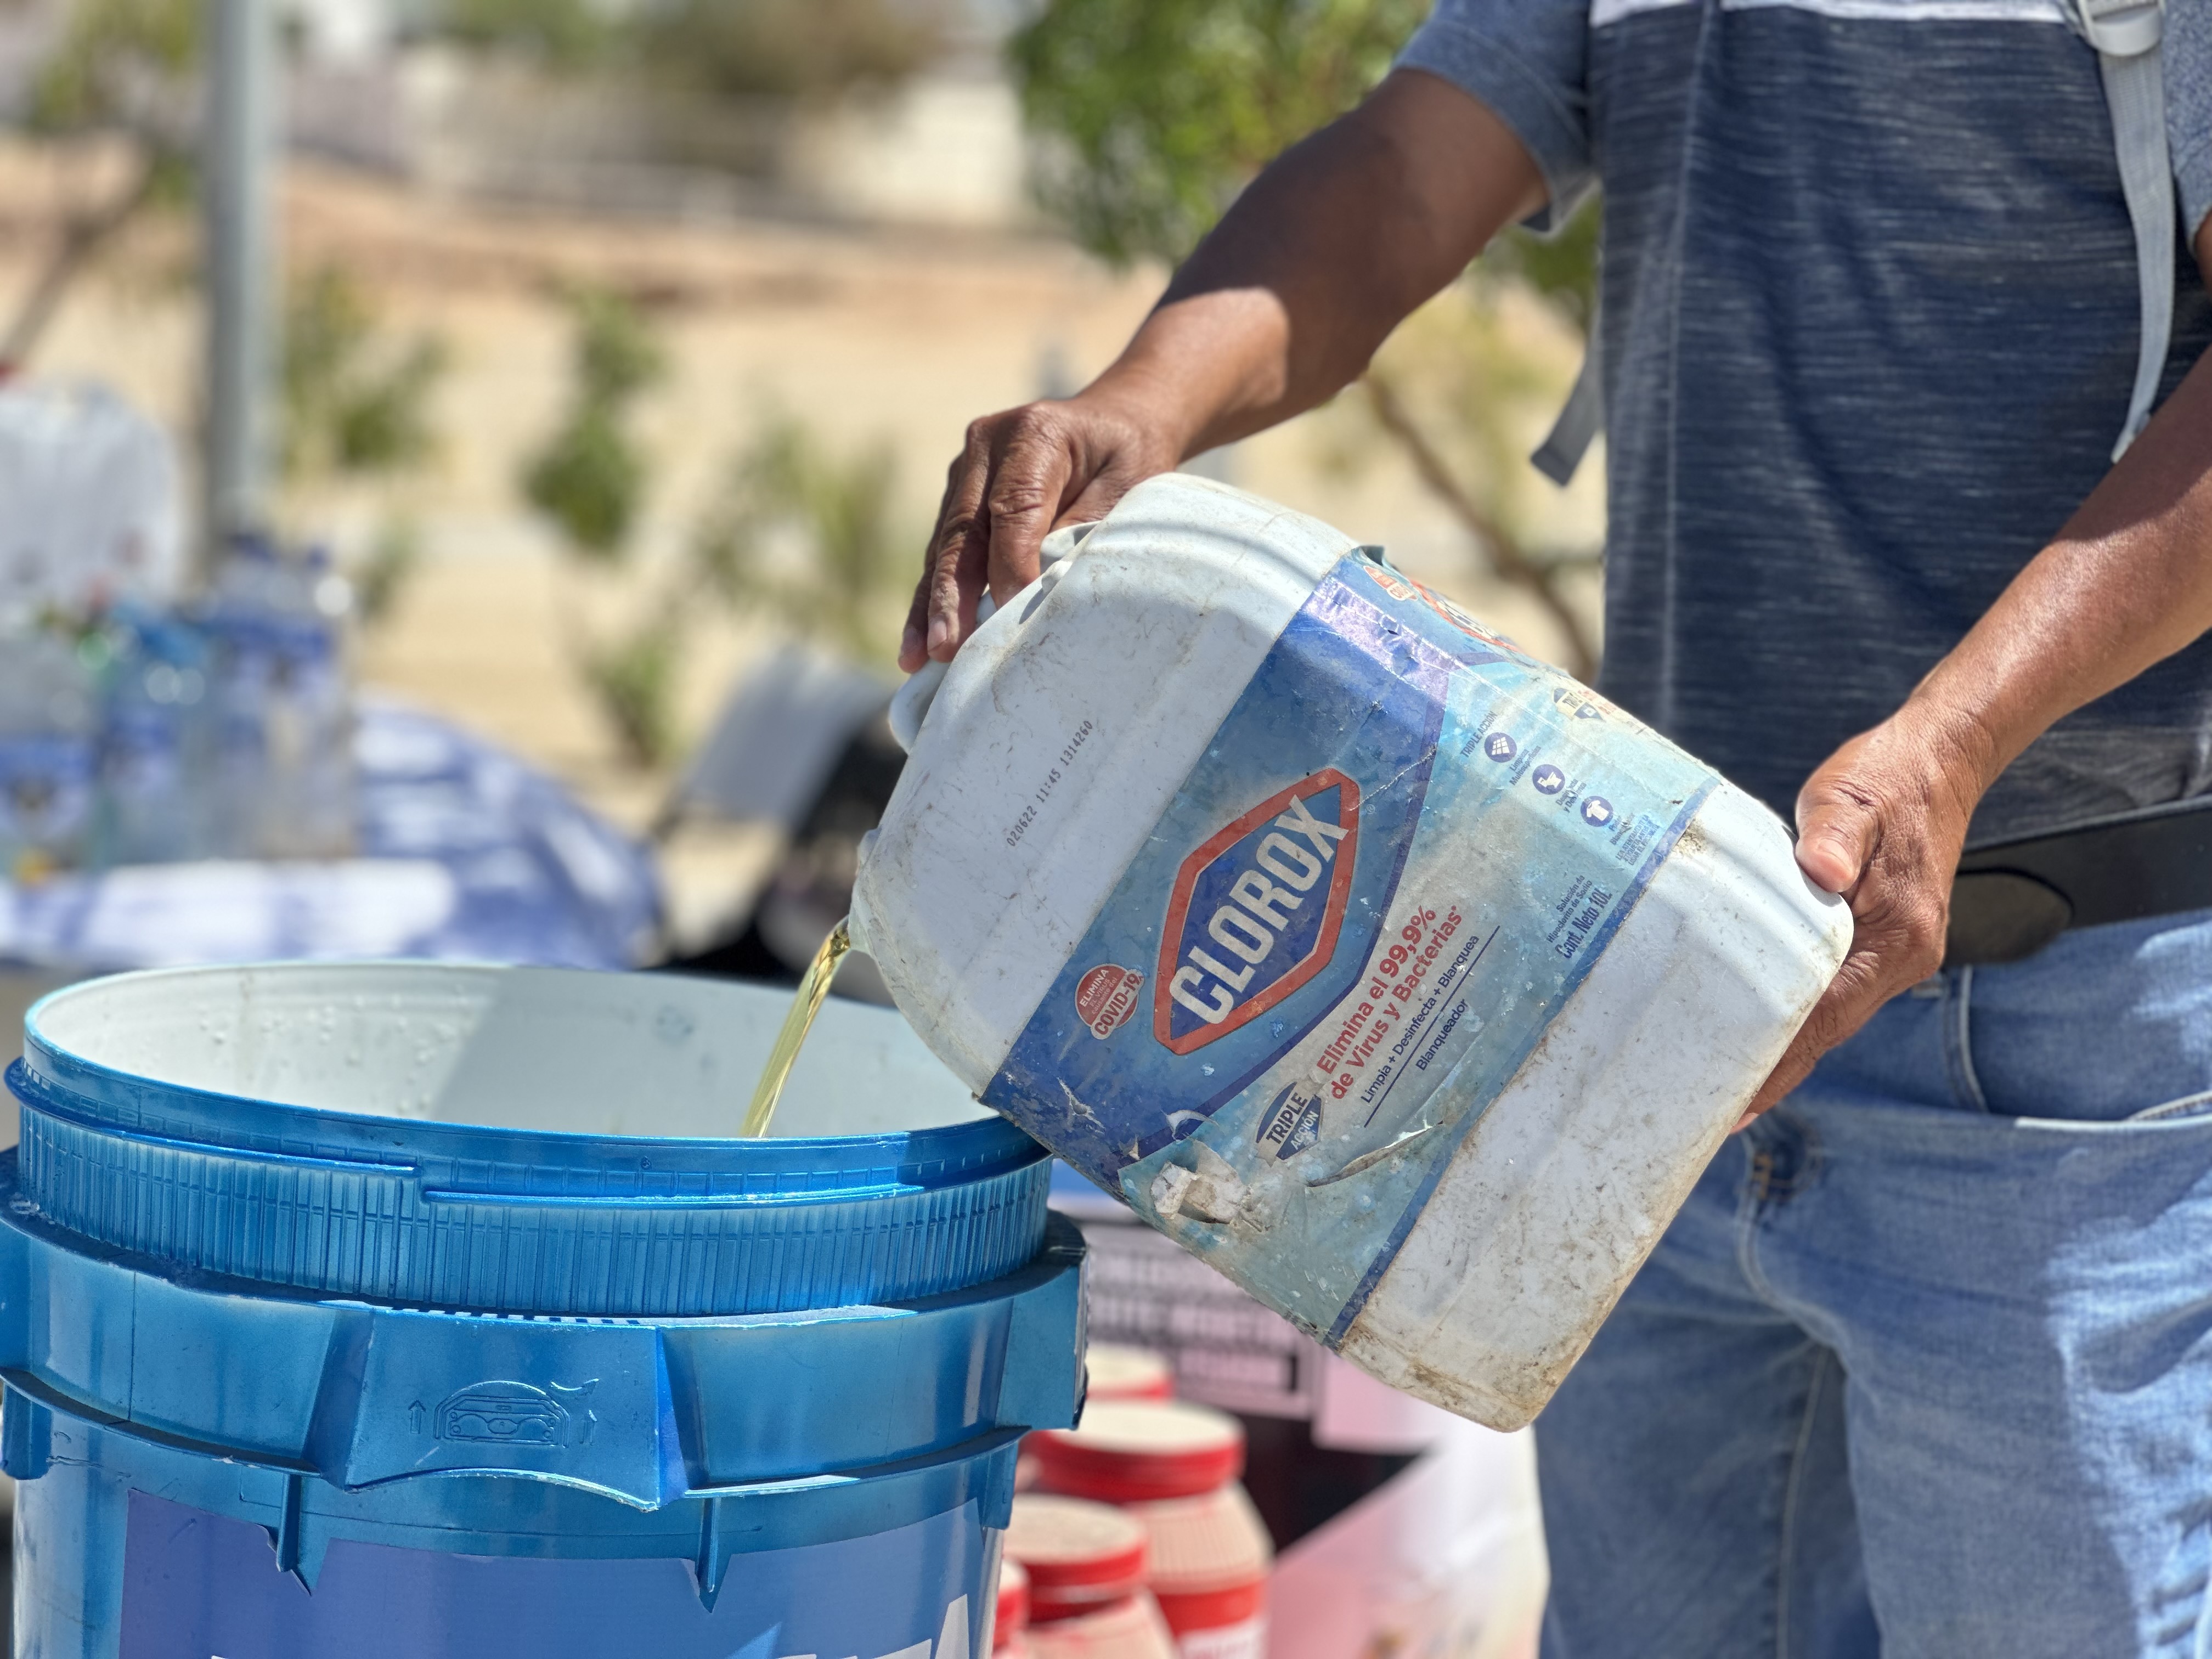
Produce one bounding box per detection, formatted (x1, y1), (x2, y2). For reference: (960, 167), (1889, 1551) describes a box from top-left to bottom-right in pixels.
(9, 964), (1050, 1317)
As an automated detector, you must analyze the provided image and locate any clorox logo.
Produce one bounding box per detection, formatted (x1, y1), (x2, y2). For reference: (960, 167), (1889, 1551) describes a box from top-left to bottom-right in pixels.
(1155, 769), (1360, 1054)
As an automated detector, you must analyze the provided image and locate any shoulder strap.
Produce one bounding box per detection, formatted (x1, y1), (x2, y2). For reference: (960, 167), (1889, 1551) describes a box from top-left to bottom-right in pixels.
(1531, 0), (2174, 482)
(1532, 306), (1604, 487)
(2072, 0), (2172, 461)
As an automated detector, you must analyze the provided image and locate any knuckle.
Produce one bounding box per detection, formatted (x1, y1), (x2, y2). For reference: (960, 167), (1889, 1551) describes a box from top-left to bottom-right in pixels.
(933, 506), (982, 550)
(1008, 405), (1069, 453)
(1889, 905), (1946, 975)
(986, 477), (1051, 520)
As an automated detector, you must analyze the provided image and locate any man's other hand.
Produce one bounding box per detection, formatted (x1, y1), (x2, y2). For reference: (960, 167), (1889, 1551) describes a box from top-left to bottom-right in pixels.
(1740, 707), (1995, 1124)
(899, 394), (1177, 672)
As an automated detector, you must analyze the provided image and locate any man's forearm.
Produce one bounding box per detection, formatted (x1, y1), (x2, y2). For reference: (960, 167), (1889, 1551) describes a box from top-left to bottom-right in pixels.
(1769, 227), (2212, 1108)
(1079, 69), (1545, 460)
(1901, 283), (2212, 807)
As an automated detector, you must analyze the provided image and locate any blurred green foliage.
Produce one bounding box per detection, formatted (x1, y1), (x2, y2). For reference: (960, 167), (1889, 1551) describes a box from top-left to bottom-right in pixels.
(276, 269), (449, 631)
(434, 0), (612, 69)
(518, 297), (916, 760)
(4, 0), (198, 369)
(283, 267), (450, 482)
(569, 288), (668, 407)
(420, 0), (946, 100)
(1009, 0), (1604, 672)
(628, 0), (948, 101)
(279, 268), (450, 630)
(351, 521), (425, 629)
(1483, 194), (1600, 336)
(27, 0), (196, 136)
(1012, 0), (1595, 335)
(693, 416), (910, 664)
(523, 291), (666, 562)
(580, 617), (686, 769)
(1013, 0), (1427, 266)
(527, 409), (647, 559)
(519, 290), (699, 767)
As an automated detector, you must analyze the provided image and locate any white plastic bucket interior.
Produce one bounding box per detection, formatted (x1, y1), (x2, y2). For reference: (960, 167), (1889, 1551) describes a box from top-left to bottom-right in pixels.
(25, 963), (986, 1140)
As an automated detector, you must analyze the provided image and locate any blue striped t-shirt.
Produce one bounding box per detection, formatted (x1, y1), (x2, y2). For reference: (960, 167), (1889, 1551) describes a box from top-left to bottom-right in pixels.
(1400, 0), (2212, 845)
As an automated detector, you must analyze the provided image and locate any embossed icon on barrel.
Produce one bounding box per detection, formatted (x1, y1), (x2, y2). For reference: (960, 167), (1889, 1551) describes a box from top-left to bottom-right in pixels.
(437, 1381), (575, 1446)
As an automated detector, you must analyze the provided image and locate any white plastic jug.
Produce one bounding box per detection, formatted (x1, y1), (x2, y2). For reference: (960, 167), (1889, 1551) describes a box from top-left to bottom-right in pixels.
(853, 475), (1849, 1428)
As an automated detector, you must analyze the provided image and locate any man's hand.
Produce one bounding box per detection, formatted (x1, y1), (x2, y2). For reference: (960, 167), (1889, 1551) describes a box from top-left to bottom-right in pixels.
(896, 70), (1545, 672)
(900, 394), (1177, 672)
(1740, 707), (1993, 1122)
(1739, 252), (2212, 1125)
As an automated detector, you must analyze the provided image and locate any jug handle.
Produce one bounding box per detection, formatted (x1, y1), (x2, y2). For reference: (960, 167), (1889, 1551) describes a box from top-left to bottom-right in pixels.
(887, 521), (1096, 753)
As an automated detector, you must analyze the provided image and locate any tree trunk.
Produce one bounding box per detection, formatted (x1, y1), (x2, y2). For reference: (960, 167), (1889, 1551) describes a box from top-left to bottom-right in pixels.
(1362, 370), (1600, 683)
(0, 153), (162, 374)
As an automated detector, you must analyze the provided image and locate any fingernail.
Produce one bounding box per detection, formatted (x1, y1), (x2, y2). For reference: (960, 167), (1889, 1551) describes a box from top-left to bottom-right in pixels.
(901, 623), (921, 659)
(927, 616), (950, 653)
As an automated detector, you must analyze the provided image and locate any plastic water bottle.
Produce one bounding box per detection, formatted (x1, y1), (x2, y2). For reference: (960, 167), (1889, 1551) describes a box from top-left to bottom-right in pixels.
(853, 475), (1850, 1430)
(97, 605), (216, 865)
(199, 537), (356, 859)
(198, 534), (275, 856)
(0, 619), (99, 877)
(258, 544), (356, 859)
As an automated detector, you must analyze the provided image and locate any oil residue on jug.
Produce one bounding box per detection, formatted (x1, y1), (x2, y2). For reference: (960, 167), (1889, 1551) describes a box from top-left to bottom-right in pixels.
(850, 475), (1849, 1430)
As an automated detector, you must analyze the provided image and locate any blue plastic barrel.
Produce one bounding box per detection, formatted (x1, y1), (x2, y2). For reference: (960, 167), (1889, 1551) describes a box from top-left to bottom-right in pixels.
(0, 964), (1081, 1658)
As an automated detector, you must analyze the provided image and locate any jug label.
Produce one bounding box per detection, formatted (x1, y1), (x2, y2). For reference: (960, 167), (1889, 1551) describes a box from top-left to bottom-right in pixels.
(984, 554), (1716, 1346)
(1076, 963), (1146, 1039)
(119, 1487), (990, 1658)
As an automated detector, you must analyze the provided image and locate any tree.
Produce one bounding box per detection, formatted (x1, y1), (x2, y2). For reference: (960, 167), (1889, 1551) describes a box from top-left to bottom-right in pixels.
(627, 0), (949, 103)
(283, 268), (449, 485)
(1014, 0), (1428, 265)
(1012, 0), (1604, 676)
(521, 289), (685, 766)
(692, 415), (911, 664)
(2, 0), (199, 371)
(432, 0), (614, 71)
(523, 289), (666, 562)
(418, 0), (948, 101)
(281, 267), (453, 628)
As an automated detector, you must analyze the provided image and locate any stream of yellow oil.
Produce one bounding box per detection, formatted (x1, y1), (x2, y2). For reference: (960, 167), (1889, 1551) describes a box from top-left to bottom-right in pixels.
(738, 916), (853, 1138)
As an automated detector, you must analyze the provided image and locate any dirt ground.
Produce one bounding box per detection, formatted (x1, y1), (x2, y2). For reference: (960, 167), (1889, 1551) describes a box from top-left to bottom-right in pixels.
(2, 141), (1602, 940)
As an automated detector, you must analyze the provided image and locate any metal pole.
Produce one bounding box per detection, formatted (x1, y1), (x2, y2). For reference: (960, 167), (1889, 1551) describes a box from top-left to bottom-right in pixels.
(202, 0), (280, 562)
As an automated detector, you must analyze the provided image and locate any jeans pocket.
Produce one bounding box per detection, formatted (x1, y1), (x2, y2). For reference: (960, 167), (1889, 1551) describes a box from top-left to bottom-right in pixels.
(2008, 1087), (2212, 1132)
(2123, 1088), (2212, 1126)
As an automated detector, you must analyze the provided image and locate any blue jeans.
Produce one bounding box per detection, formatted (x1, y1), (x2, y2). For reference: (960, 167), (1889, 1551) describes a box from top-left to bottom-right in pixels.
(1539, 908), (2212, 1658)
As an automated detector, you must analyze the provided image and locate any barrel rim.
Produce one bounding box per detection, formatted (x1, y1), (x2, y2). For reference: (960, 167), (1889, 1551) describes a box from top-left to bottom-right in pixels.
(20, 961), (1041, 1189)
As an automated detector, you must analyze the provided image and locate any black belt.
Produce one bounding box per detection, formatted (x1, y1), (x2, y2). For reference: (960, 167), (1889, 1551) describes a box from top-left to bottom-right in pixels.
(1945, 799), (2212, 967)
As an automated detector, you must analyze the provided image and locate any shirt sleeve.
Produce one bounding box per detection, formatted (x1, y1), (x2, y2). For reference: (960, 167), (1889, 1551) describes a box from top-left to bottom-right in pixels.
(2168, 2), (2212, 247)
(1393, 0), (1595, 229)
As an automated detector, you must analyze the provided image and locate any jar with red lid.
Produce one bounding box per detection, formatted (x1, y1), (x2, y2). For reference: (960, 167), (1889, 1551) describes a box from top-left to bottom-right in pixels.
(1003, 1495), (1177, 1659)
(1024, 1342), (1176, 1495)
(995, 1557), (1032, 1656)
(1030, 1402), (1273, 1659)
(1085, 1342), (1175, 1404)
(1026, 1594), (1183, 1659)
